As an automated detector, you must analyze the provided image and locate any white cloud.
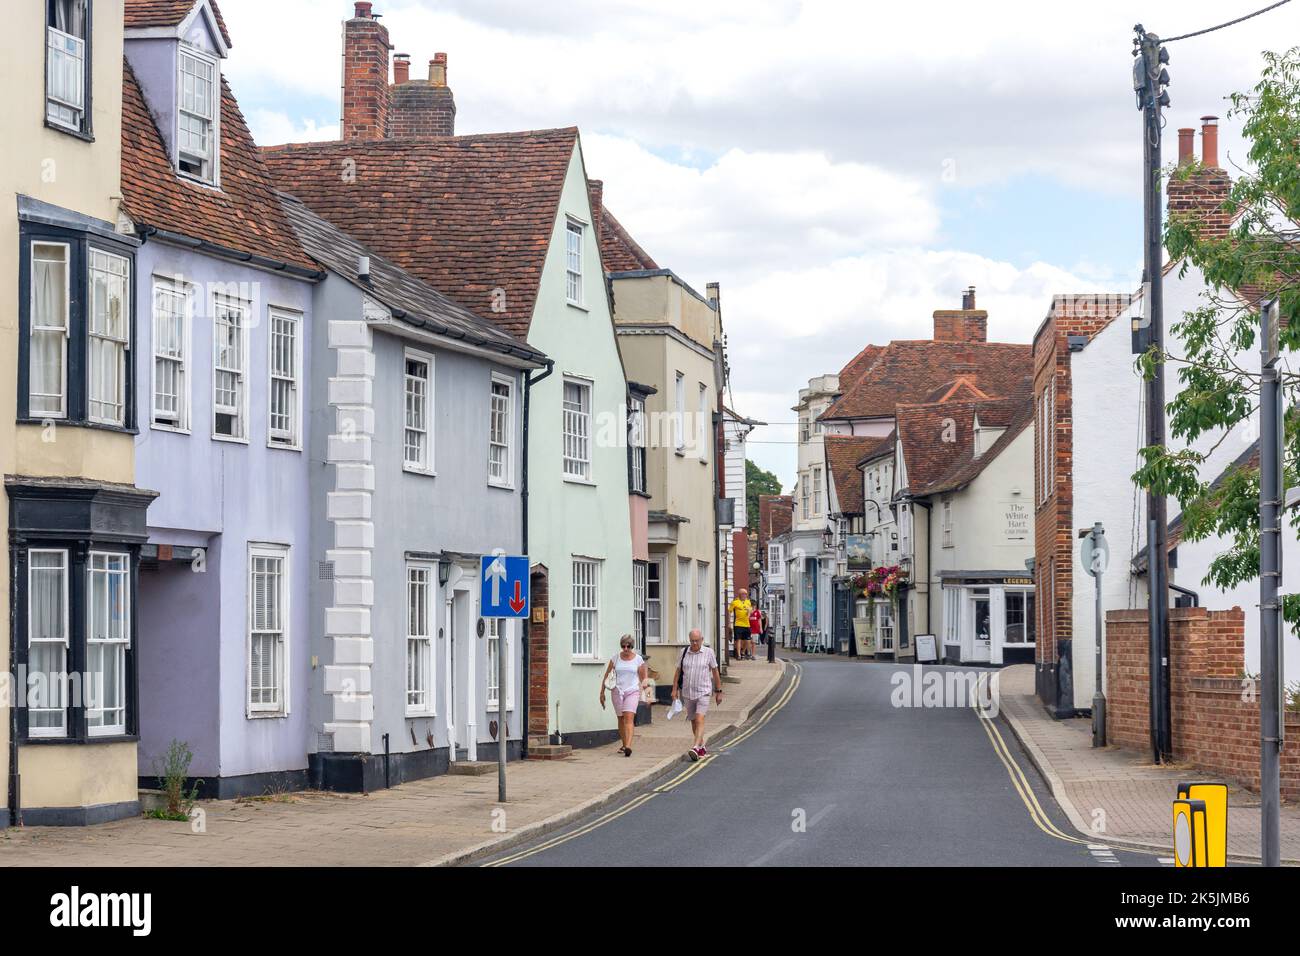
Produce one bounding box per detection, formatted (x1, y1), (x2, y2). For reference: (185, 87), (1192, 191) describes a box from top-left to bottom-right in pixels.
(246, 110), (339, 147)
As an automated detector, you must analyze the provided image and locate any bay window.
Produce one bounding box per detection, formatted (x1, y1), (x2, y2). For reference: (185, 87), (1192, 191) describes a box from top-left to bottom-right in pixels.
(27, 550), (70, 738)
(19, 217), (136, 429)
(86, 552), (129, 735)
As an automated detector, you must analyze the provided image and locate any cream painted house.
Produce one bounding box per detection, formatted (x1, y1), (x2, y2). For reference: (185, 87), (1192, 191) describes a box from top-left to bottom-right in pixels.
(3, 0), (157, 826)
(600, 219), (723, 682)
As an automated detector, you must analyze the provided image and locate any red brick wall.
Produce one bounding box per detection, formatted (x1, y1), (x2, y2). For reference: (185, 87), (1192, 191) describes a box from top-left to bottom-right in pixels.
(389, 83), (456, 138)
(528, 567), (550, 740)
(932, 310), (988, 343)
(1105, 606), (1300, 799)
(342, 4), (392, 141)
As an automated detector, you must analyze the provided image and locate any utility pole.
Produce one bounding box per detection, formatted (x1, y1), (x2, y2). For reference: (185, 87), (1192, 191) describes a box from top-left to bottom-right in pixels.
(1259, 298), (1284, 867)
(1081, 523), (1110, 747)
(1132, 25), (1173, 763)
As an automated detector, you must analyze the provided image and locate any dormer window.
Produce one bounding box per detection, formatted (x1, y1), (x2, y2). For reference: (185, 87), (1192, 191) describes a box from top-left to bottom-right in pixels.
(178, 48), (218, 184)
(46, 0), (90, 136)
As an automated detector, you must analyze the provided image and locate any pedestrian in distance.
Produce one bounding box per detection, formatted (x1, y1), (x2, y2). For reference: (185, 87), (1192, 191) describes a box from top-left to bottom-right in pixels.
(600, 634), (647, 756)
(671, 628), (723, 761)
(729, 588), (754, 661)
(748, 603), (763, 659)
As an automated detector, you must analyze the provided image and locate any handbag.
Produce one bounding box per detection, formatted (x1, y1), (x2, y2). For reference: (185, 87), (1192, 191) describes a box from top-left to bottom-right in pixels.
(602, 659), (618, 692)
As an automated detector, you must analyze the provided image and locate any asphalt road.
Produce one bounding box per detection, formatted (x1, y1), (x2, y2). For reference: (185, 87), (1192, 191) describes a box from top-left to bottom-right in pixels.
(485, 657), (1165, 867)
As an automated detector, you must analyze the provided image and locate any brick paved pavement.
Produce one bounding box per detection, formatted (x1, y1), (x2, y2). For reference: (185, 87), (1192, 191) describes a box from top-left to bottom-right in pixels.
(0, 658), (785, 867)
(999, 664), (1300, 862)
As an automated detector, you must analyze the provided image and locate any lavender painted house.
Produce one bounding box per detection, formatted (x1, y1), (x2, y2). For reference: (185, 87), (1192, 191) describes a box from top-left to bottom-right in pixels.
(121, 0), (324, 796)
(278, 197), (547, 790)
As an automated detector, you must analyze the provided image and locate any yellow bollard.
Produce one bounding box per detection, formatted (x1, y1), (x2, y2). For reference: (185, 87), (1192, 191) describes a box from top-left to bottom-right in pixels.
(1177, 781), (1228, 867)
(1172, 798), (1209, 868)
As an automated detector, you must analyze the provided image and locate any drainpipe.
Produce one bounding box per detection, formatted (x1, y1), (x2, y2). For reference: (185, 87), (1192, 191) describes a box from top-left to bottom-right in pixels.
(520, 358), (554, 758)
(8, 548), (19, 827)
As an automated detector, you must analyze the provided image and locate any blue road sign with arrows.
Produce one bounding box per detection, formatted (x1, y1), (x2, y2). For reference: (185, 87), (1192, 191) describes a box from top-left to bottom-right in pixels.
(481, 554), (530, 618)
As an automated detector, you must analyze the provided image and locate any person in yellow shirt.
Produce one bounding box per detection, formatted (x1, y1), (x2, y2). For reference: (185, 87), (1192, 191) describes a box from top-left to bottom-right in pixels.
(729, 589), (754, 660)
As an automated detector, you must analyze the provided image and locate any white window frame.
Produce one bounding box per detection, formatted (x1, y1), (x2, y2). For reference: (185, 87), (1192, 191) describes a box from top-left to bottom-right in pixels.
(677, 558), (692, 644)
(697, 383), (710, 464)
(403, 348), (434, 474)
(86, 248), (130, 427)
(86, 551), (130, 737)
(151, 277), (192, 432)
(800, 475), (809, 520)
(768, 543), (783, 576)
(486, 618), (514, 712)
(267, 308), (302, 449)
(565, 218), (585, 306)
(212, 292), (249, 442)
(695, 560), (709, 634)
(46, 1), (87, 132)
(646, 558), (664, 644)
(632, 561), (647, 648)
(29, 241), (70, 420)
(674, 372), (686, 452)
(27, 549), (70, 739)
(571, 557), (601, 660)
(406, 560), (435, 716)
(941, 499), (954, 548)
(488, 372), (514, 488)
(246, 544), (289, 717)
(812, 467), (823, 516)
(629, 395), (647, 493)
(1004, 588), (1035, 646)
(562, 377), (592, 481)
(177, 46), (220, 186)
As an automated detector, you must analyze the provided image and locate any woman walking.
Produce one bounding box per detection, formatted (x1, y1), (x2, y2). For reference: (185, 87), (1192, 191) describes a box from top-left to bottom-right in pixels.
(599, 635), (648, 756)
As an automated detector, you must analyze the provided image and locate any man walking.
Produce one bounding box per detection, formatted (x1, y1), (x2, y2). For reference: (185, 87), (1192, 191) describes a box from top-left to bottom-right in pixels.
(729, 588), (754, 660)
(671, 628), (723, 761)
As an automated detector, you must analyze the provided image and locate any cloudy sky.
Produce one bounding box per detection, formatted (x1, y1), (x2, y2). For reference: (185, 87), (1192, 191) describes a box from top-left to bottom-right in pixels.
(220, 0), (1296, 487)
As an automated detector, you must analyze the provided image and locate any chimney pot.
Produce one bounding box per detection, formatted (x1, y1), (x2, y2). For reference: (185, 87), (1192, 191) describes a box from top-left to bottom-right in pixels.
(1200, 115), (1219, 169)
(358, 255), (371, 280)
(1177, 127), (1195, 165)
(429, 53), (448, 87)
(961, 286), (976, 310)
(393, 54), (410, 85)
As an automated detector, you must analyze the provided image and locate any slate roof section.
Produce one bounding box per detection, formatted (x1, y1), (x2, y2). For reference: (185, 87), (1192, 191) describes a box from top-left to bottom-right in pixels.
(120, 60), (315, 273)
(824, 435), (887, 516)
(820, 341), (1032, 422)
(260, 128), (581, 341)
(601, 207), (659, 273)
(124, 0), (232, 48)
(279, 195), (547, 366)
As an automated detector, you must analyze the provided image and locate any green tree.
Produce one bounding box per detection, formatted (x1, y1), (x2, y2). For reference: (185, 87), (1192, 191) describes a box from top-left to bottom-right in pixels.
(1133, 48), (1300, 624)
(746, 459), (782, 528)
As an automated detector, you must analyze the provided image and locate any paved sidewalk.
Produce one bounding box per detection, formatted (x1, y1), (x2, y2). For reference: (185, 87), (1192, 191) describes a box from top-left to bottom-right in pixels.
(0, 658), (785, 867)
(998, 664), (1300, 862)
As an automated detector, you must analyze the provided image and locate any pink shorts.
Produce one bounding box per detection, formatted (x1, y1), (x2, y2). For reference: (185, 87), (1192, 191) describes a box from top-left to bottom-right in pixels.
(684, 695), (710, 719)
(613, 688), (640, 714)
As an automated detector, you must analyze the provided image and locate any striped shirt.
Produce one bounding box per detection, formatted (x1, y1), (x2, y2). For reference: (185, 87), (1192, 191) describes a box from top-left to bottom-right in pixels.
(680, 646), (718, 700)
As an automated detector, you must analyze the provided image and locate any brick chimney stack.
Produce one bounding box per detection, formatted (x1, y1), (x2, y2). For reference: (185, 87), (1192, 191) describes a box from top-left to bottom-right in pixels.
(587, 179), (604, 246)
(1167, 113), (1232, 241)
(390, 52), (456, 137)
(341, 2), (392, 141)
(933, 289), (988, 343)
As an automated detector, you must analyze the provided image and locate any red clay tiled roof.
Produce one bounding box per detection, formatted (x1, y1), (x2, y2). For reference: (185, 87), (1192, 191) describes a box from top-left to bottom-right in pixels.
(821, 340), (1032, 421)
(838, 345), (885, 392)
(757, 494), (793, 552)
(825, 435), (887, 516)
(601, 207), (659, 273)
(124, 0), (232, 48)
(120, 60), (315, 272)
(896, 392), (1032, 497)
(260, 129), (580, 340)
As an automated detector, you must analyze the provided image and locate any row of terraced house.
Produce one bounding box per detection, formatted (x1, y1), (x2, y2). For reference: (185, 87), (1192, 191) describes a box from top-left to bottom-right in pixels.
(1, 0), (753, 826)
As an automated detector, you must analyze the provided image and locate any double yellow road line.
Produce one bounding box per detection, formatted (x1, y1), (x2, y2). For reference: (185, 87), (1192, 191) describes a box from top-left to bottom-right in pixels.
(485, 662), (802, 867)
(972, 678), (1088, 847)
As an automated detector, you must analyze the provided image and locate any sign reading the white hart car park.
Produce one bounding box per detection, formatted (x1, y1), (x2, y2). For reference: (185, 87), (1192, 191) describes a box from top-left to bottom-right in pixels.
(1002, 501), (1030, 543)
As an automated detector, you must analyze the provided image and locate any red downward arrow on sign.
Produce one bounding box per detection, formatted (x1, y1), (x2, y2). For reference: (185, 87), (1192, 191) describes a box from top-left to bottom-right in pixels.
(509, 580), (526, 614)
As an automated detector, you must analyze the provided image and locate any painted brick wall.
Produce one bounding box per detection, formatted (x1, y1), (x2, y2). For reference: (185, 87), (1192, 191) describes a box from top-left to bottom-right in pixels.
(1105, 606), (1300, 799)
